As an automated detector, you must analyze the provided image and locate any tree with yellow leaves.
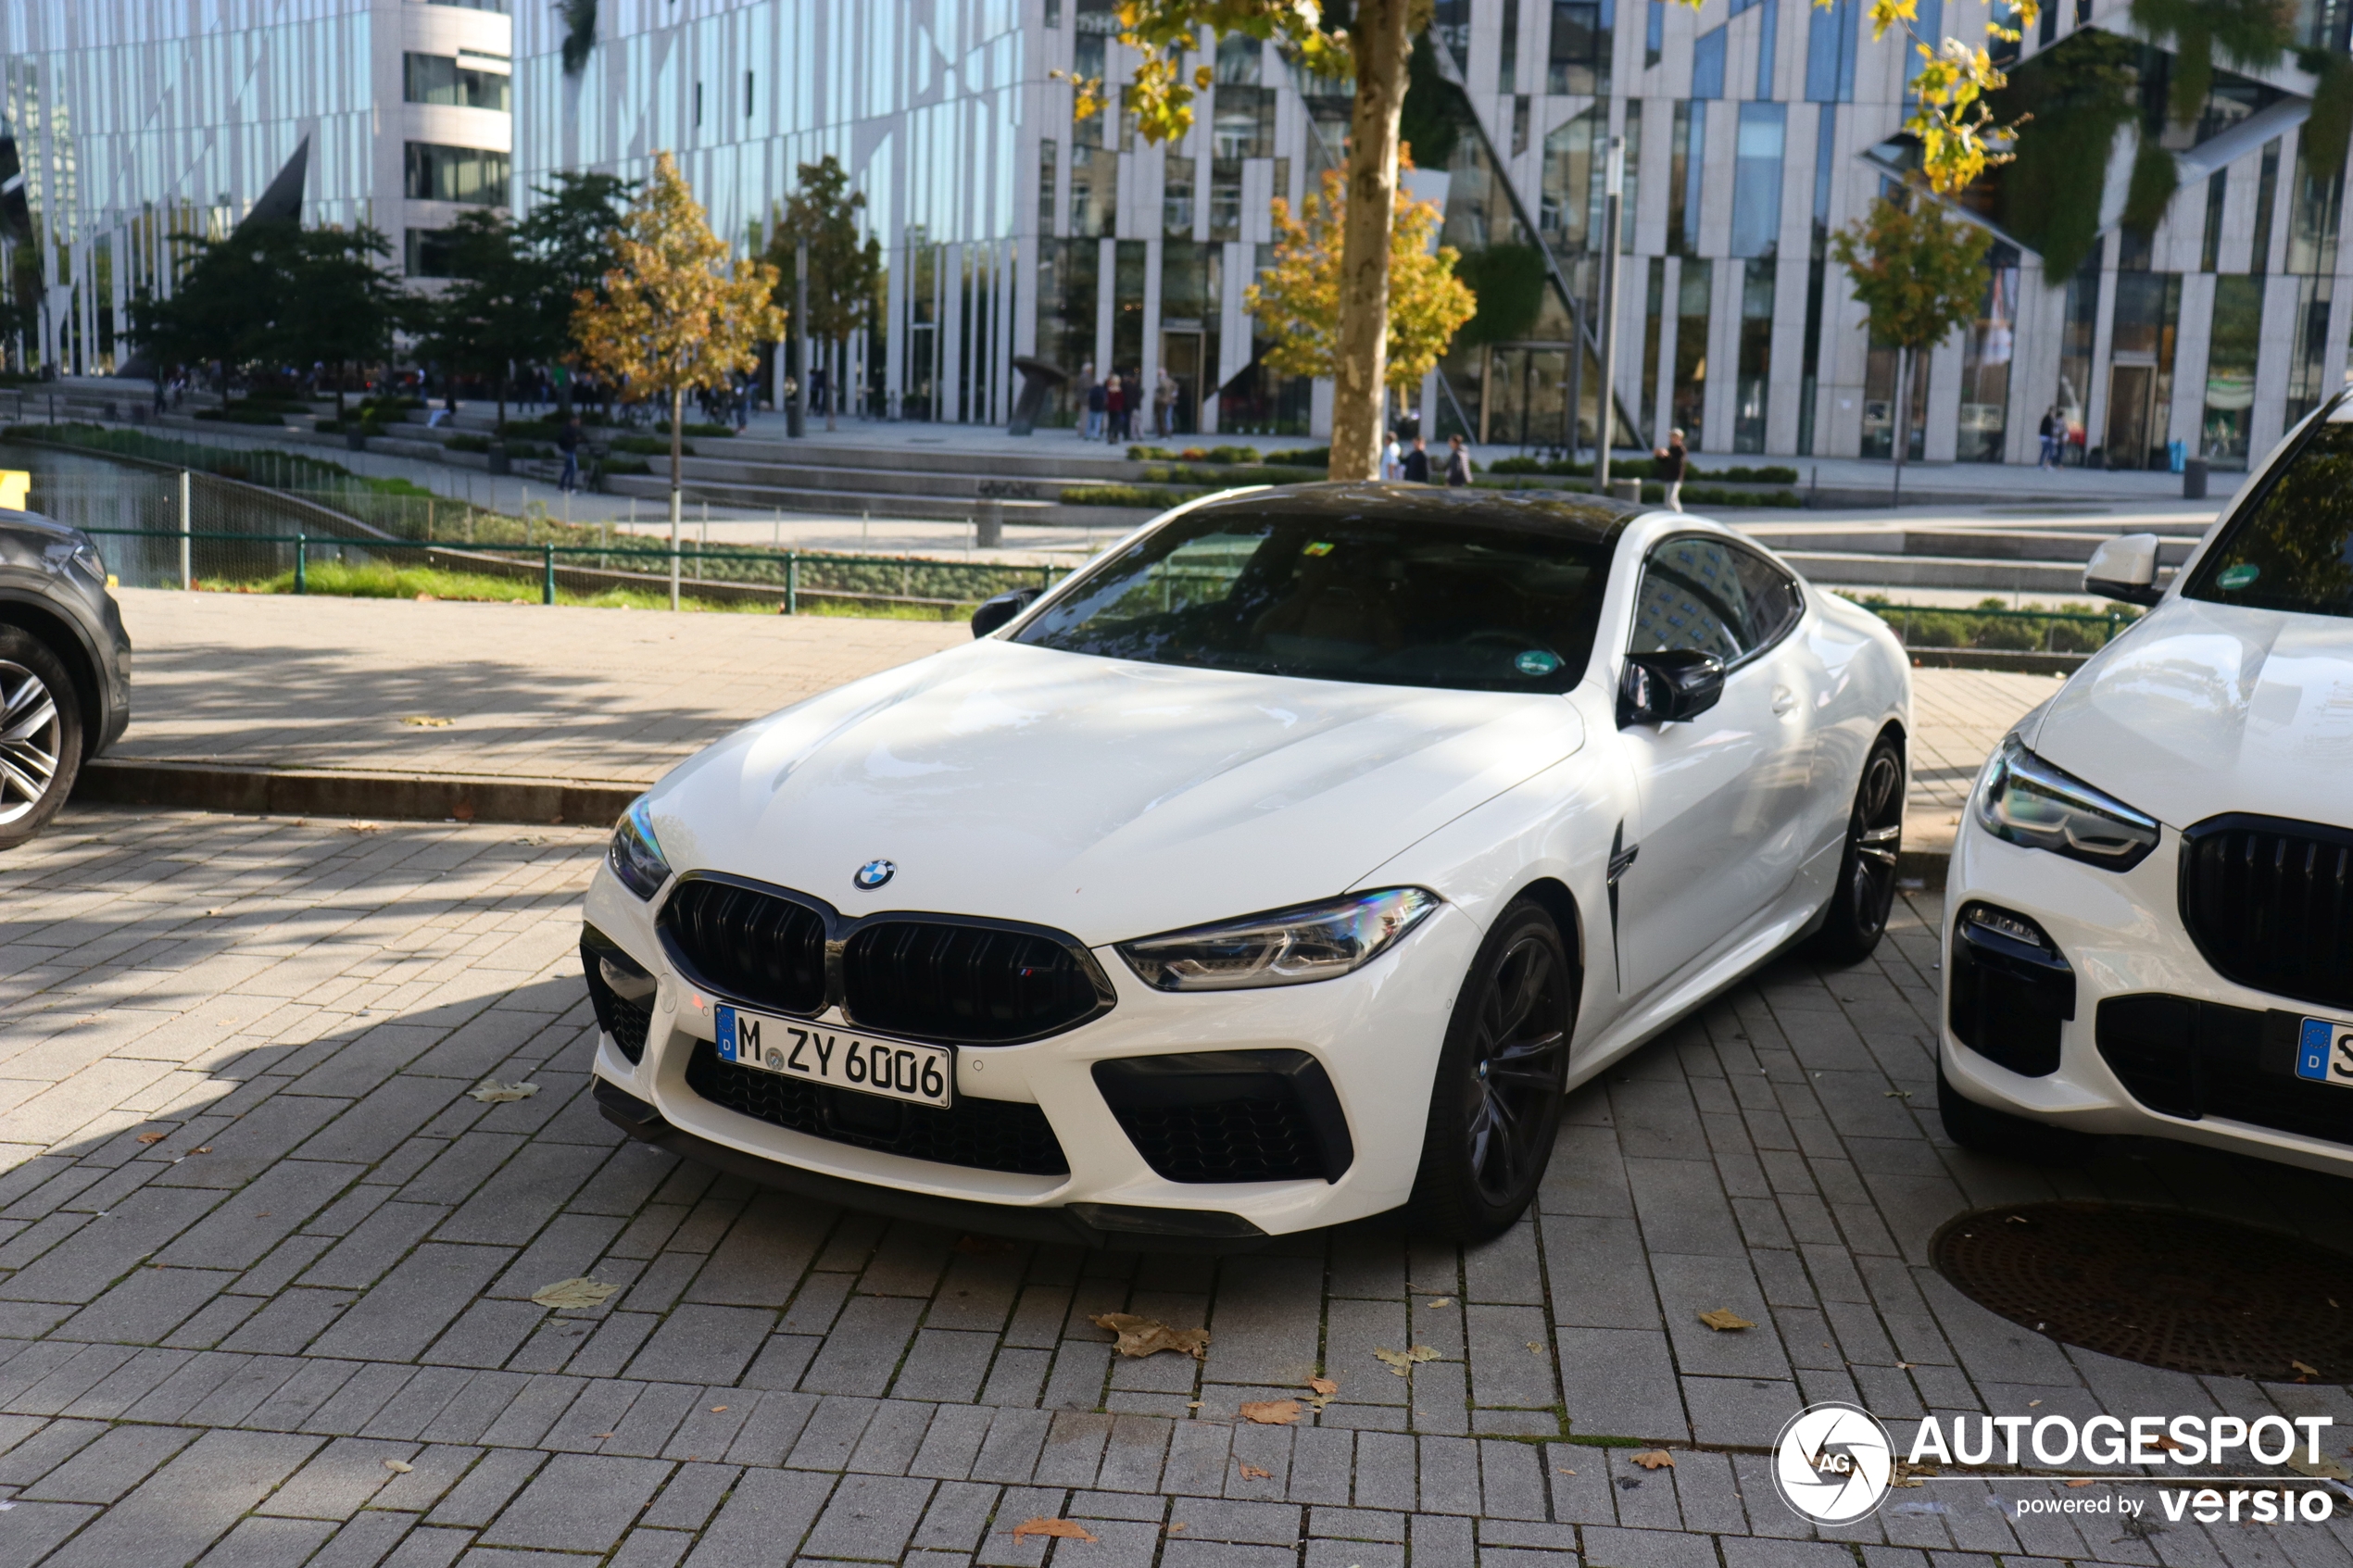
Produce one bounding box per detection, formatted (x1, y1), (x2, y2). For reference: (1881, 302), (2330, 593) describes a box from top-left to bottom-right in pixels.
(573, 152), (786, 607)
(1245, 161), (1476, 414)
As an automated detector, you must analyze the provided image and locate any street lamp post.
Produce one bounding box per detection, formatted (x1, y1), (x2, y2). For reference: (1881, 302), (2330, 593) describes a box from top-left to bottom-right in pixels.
(1597, 134), (1625, 495)
(788, 238), (809, 439)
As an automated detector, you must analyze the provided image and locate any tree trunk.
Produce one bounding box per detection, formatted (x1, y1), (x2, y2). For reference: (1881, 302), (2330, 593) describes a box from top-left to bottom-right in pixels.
(1330, 0), (1415, 483)
(826, 336), (839, 432)
(1892, 346), (1910, 508)
(670, 386), (686, 494)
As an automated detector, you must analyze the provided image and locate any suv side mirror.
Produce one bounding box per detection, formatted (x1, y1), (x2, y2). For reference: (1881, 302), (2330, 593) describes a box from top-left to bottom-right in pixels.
(2084, 533), (2164, 606)
(1617, 650), (1726, 728)
(971, 586), (1044, 638)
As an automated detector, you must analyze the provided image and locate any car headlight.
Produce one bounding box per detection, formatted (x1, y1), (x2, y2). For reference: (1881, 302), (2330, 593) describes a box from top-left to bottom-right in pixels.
(1973, 734), (2160, 871)
(607, 797), (673, 899)
(1116, 887), (1441, 991)
(69, 542), (105, 582)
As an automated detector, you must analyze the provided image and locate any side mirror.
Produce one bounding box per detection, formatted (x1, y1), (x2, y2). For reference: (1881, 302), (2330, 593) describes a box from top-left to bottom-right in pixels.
(971, 586), (1044, 638)
(2084, 533), (2164, 606)
(1617, 650), (1726, 728)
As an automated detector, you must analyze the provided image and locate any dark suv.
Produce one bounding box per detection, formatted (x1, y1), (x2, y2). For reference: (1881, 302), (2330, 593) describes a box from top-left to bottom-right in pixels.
(0, 507), (132, 848)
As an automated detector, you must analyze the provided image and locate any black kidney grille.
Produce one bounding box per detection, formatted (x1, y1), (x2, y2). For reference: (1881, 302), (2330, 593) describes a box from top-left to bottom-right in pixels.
(2181, 818), (2353, 1011)
(1109, 1098), (1327, 1183)
(683, 1040), (1069, 1175)
(844, 922), (1104, 1043)
(661, 879), (828, 1016)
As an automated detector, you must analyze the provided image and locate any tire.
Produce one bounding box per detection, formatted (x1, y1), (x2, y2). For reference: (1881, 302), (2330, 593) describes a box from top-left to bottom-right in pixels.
(0, 627), (82, 853)
(1936, 1060), (2094, 1163)
(1806, 731), (1906, 963)
(1407, 898), (1577, 1241)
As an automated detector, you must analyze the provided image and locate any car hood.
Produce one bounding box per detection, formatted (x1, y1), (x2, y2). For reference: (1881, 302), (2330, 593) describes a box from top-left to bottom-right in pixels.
(649, 638), (1589, 944)
(2030, 596), (2353, 830)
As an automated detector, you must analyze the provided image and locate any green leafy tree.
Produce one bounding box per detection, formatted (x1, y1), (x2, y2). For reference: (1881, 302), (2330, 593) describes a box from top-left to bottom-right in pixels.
(127, 224), (296, 385)
(1829, 191), (1992, 502)
(763, 156), (882, 432)
(518, 169), (636, 408)
(280, 225), (406, 414)
(411, 210), (552, 430)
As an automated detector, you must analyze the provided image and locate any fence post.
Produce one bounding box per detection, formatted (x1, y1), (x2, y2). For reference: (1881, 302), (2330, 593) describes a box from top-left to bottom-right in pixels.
(177, 469), (192, 591)
(543, 544), (556, 606)
(786, 551), (799, 616)
(295, 533), (307, 595)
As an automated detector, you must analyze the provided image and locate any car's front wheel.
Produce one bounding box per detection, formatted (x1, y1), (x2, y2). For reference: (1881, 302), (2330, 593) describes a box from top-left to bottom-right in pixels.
(1408, 897), (1576, 1241)
(0, 627), (82, 852)
(1807, 731), (1905, 962)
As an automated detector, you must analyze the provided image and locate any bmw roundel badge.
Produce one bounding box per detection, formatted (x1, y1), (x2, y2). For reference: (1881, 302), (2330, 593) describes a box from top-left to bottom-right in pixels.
(853, 859), (897, 891)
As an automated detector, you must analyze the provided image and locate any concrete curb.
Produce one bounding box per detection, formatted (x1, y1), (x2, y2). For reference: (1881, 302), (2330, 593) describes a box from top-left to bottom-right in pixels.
(75, 759), (637, 828)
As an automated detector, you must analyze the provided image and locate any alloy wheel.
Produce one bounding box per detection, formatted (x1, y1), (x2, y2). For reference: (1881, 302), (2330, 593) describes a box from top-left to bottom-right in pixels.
(0, 660), (61, 828)
(1465, 933), (1570, 1204)
(1843, 745), (1905, 940)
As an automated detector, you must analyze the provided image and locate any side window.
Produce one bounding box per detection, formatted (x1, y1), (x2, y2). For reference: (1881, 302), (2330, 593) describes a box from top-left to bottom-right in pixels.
(1730, 546), (1803, 649)
(1629, 536), (1749, 663)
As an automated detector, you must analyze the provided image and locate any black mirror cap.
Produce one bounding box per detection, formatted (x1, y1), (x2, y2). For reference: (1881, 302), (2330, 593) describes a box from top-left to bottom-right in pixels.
(1617, 650), (1727, 728)
(2084, 576), (2165, 608)
(972, 585), (1044, 637)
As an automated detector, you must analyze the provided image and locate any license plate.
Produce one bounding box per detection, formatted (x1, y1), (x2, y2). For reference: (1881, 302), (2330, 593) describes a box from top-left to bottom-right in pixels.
(715, 1004), (953, 1109)
(2295, 1016), (2353, 1090)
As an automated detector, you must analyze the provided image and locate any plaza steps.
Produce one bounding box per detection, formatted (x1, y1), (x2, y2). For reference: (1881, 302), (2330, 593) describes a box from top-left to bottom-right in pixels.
(1745, 520), (2209, 595)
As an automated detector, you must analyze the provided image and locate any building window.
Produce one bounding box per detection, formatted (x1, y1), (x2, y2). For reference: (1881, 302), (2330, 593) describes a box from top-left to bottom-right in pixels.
(1798, 104), (1835, 456)
(404, 144), (510, 205)
(1213, 86), (1274, 159)
(2285, 276), (2330, 425)
(405, 228), (459, 277)
(2202, 172), (2225, 270)
(1669, 102), (1704, 256)
(1956, 245), (2018, 462)
(1730, 103), (1785, 258)
(1734, 258), (1775, 452)
(1642, 257), (1667, 445)
(1070, 147), (1118, 237)
(746, 72), (756, 119)
(2110, 271), (2182, 465)
(1647, 0), (1666, 68)
(1674, 259), (1711, 448)
(1806, 0), (1857, 102)
(2053, 249), (2099, 461)
(2201, 273), (2263, 467)
(1550, 0), (1608, 95)
(1164, 149), (1197, 237)
(1214, 31), (1263, 83)
(1756, 0), (1780, 96)
(1210, 160), (1243, 241)
(1541, 107), (1603, 257)
(2250, 138), (2282, 271)
(1692, 26), (1727, 98)
(403, 54), (511, 113)
(1039, 138), (1060, 232)
(1502, 0), (1522, 93)
(2286, 142), (2344, 277)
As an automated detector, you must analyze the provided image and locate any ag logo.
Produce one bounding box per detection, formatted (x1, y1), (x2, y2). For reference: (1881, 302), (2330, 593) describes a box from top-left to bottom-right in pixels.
(1772, 1401), (1894, 1523)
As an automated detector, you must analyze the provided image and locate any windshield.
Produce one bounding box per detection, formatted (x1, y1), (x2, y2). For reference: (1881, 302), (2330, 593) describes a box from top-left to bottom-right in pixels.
(1013, 495), (1624, 692)
(2184, 417), (2353, 620)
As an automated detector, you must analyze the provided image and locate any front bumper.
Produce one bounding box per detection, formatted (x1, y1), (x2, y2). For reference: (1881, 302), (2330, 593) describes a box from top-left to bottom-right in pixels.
(581, 862), (1477, 1240)
(1941, 813), (2353, 1176)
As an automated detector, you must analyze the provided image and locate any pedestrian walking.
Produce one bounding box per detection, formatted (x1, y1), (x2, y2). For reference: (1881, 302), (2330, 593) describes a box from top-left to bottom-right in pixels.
(1401, 435), (1431, 483)
(1443, 433), (1473, 487)
(1154, 368), (1178, 437)
(1655, 428), (1688, 511)
(1085, 375), (1108, 442)
(557, 414), (583, 492)
(1076, 361), (1099, 438)
(1105, 376), (1127, 444)
(2038, 406), (2059, 469)
(1380, 431), (1403, 482)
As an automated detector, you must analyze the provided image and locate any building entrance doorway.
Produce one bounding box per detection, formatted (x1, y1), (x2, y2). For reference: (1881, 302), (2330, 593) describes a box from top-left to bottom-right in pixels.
(2106, 363), (2155, 469)
(1160, 330), (1203, 435)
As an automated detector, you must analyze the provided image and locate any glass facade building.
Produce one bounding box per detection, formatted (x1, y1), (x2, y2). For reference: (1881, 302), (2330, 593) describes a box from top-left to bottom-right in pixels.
(7, 0), (2347, 467)
(0, 0), (511, 373)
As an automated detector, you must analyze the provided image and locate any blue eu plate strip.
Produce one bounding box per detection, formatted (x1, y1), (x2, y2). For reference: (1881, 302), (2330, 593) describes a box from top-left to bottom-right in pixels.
(717, 1005), (738, 1061)
(2296, 1017), (2333, 1082)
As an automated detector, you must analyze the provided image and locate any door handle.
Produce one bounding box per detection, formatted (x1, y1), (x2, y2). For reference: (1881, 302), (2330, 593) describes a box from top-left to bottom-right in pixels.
(1771, 684), (1798, 716)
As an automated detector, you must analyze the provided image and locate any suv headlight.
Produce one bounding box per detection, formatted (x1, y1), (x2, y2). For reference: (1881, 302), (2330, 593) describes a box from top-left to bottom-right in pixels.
(1116, 887), (1440, 991)
(1973, 734), (2160, 871)
(607, 798), (673, 899)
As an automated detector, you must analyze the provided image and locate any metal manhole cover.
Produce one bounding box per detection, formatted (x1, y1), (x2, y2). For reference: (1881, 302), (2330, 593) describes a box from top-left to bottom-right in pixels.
(1931, 1201), (2353, 1381)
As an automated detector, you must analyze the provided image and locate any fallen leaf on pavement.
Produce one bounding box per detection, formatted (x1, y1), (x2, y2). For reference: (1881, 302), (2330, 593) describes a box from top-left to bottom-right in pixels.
(401, 716), (454, 727)
(591, 1433), (615, 1439)
(135, 1132), (167, 1145)
(711, 1406), (728, 1413)
(1093, 1312), (1210, 1360)
(2066, 1479), (2096, 1488)
(1306, 1377), (1339, 1396)
(469, 1081), (539, 1104)
(345, 822), (383, 834)
(1238, 1461), (1273, 1479)
(531, 1277), (617, 1310)
(1239, 1399), (1301, 1425)
(1373, 1345), (1441, 1376)
(189, 1147), (210, 1155)
(383, 1459), (413, 1474)
(1630, 1450), (1675, 1470)
(1428, 1297), (1452, 1308)
(1528, 1341), (1545, 1355)
(1012, 1518), (1098, 1543)
(2156, 1435), (2185, 1451)
(1697, 1309), (1755, 1332)
(2289, 1453), (2352, 1482)
(2292, 1360), (2322, 1378)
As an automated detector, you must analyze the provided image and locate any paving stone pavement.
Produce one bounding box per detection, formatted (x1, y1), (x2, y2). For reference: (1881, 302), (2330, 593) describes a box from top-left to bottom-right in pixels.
(2, 807), (2348, 1568)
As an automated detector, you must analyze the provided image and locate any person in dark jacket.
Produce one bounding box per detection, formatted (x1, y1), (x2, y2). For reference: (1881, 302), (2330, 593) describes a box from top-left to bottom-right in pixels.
(1655, 429), (1688, 511)
(557, 416), (583, 492)
(1443, 434), (1473, 486)
(1400, 435), (1431, 483)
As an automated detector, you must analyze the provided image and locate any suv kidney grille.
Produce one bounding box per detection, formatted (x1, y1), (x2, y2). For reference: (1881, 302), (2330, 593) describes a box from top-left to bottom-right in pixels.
(661, 879), (827, 1016)
(844, 922), (1105, 1044)
(2181, 816), (2353, 1011)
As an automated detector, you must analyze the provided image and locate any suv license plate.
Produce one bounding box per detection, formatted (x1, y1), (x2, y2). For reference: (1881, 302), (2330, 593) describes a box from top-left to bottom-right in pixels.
(716, 1005), (952, 1109)
(2295, 1016), (2353, 1090)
